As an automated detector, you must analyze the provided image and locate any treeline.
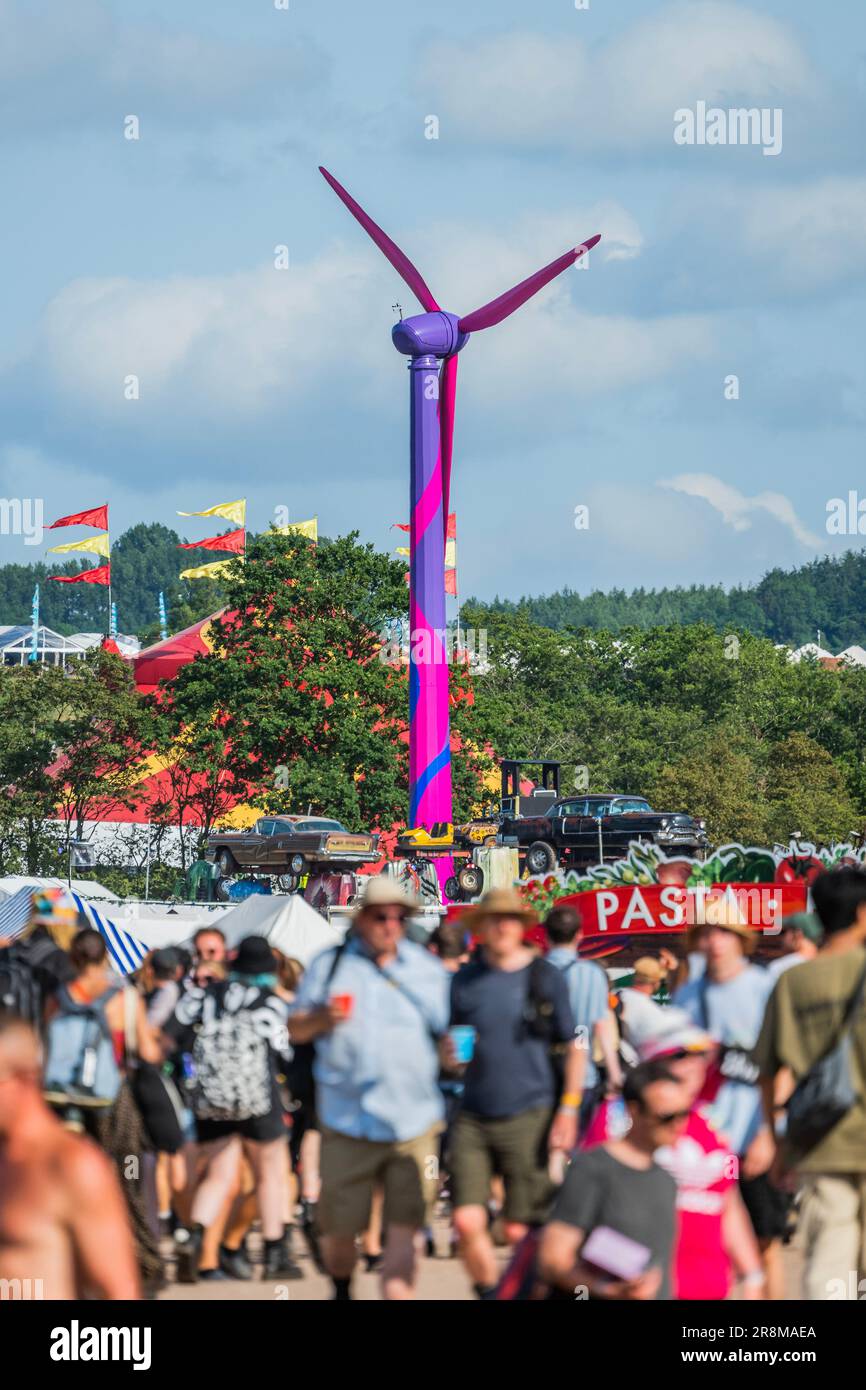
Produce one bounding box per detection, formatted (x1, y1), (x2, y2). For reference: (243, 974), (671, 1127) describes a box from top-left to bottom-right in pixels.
(4, 521), (866, 650)
(461, 612), (866, 847)
(474, 548), (866, 650)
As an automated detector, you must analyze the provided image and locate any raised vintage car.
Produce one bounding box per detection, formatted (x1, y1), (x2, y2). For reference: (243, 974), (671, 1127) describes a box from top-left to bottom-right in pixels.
(205, 816), (380, 881)
(500, 794), (709, 875)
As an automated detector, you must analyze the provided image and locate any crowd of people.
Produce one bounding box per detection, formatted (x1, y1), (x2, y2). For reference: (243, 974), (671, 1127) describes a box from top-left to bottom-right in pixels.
(1, 865), (865, 1302)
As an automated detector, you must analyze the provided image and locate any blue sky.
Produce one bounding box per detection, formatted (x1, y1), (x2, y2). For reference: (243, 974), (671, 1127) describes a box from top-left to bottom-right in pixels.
(1, 0), (864, 604)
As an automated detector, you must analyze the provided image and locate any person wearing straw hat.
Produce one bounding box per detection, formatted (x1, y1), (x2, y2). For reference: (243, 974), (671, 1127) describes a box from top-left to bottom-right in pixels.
(447, 887), (581, 1299)
(672, 893), (783, 1295)
(289, 875), (450, 1301)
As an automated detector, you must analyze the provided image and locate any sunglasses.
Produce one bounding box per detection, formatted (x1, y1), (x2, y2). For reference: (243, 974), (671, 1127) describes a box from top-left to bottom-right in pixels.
(368, 908), (408, 923)
(645, 1107), (691, 1125)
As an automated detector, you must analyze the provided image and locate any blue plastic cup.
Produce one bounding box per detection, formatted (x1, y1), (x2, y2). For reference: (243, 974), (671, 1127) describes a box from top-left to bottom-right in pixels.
(450, 1025), (476, 1063)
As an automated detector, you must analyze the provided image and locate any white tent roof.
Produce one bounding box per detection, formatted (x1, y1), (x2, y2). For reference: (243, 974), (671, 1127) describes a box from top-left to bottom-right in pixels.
(219, 892), (345, 965)
(788, 643), (833, 662)
(109, 894), (344, 963)
(0, 874), (120, 902)
(839, 645), (866, 667)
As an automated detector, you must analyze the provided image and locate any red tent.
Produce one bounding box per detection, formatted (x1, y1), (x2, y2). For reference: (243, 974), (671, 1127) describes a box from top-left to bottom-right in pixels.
(133, 613), (220, 694)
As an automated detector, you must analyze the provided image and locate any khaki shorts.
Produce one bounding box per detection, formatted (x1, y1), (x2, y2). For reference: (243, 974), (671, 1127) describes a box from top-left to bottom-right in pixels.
(318, 1124), (442, 1237)
(448, 1105), (554, 1226)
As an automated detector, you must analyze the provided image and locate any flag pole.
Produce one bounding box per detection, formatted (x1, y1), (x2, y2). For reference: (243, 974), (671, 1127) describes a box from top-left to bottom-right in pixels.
(105, 504), (111, 638)
(453, 518), (461, 658)
(30, 584), (39, 664)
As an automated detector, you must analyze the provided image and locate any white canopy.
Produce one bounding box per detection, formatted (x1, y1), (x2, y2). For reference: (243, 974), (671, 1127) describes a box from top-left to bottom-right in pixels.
(104, 894), (343, 966)
(0, 874), (121, 903)
(218, 892), (345, 965)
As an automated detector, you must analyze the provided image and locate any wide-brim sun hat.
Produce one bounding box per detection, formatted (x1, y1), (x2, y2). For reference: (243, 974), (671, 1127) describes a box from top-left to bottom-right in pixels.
(352, 875), (418, 916)
(632, 955), (667, 987)
(686, 892), (758, 954)
(462, 886), (538, 929)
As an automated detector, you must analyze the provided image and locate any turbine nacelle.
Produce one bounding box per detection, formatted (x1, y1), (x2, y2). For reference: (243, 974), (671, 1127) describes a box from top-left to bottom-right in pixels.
(391, 311), (469, 359)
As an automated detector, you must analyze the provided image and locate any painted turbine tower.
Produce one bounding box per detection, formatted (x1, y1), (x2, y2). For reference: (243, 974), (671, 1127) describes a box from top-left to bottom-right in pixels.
(320, 167), (600, 829)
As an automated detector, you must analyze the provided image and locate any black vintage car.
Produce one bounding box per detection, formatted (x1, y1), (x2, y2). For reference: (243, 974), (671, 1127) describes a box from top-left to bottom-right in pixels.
(500, 794), (708, 875)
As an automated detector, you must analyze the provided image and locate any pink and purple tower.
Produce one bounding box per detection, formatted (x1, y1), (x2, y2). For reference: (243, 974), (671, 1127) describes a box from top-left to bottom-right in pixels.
(319, 167), (599, 830)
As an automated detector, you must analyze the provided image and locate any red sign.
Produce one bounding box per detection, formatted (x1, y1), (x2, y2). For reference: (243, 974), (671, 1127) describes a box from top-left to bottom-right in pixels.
(558, 882), (808, 942)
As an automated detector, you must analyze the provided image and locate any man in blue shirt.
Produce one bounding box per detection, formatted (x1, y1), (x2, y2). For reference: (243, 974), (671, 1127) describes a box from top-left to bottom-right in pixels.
(289, 876), (449, 1300)
(448, 888), (582, 1298)
(544, 905), (623, 1134)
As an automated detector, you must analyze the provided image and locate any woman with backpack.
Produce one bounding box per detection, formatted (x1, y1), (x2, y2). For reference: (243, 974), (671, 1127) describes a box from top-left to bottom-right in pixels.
(164, 934), (302, 1283)
(43, 928), (165, 1295)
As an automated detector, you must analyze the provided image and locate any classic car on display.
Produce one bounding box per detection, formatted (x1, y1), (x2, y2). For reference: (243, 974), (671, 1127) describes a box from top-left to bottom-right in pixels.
(205, 816), (380, 887)
(499, 794), (709, 875)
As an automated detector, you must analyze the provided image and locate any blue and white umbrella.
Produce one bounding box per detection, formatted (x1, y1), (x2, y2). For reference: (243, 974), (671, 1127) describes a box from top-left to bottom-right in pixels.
(0, 885), (148, 976)
(71, 894), (148, 976)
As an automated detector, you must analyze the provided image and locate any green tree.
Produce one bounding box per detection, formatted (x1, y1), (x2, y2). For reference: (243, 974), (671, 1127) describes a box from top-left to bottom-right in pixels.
(764, 733), (861, 846)
(164, 531), (416, 831)
(0, 666), (69, 872)
(52, 647), (148, 852)
(646, 730), (768, 846)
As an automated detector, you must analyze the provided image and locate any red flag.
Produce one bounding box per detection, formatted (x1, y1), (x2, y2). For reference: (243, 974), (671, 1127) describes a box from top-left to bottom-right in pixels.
(177, 528), (245, 554)
(445, 568), (457, 596)
(49, 564), (111, 586)
(49, 505), (108, 530)
(393, 513), (455, 537)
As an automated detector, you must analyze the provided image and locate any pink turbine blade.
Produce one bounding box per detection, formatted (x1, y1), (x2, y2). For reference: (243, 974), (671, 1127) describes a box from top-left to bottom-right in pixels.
(439, 354), (458, 538)
(319, 166), (440, 313)
(458, 235), (601, 333)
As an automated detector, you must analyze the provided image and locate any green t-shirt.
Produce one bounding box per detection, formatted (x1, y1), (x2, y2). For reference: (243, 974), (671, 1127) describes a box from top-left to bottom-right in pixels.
(753, 947), (866, 1172)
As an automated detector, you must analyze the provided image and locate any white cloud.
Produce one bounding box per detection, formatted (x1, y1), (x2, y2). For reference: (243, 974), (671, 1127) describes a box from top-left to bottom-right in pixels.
(420, 1), (814, 154)
(10, 206), (712, 440)
(738, 177), (866, 289)
(659, 472), (823, 548)
(0, 0), (328, 134)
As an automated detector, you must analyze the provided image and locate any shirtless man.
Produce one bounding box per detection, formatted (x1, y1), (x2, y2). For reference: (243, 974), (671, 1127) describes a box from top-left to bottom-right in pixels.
(0, 1014), (140, 1300)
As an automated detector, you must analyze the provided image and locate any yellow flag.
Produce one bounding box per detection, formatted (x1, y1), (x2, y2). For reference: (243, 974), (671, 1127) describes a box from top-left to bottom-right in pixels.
(48, 531), (111, 559)
(445, 539), (457, 568)
(394, 546), (410, 557)
(273, 517), (318, 542)
(179, 499), (246, 525)
(179, 558), (239, 581)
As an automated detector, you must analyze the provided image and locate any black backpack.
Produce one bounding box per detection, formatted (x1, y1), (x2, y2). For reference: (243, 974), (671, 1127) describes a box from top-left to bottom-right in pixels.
(522, 956), (571, 1096)
(0, 935), (60, 1027)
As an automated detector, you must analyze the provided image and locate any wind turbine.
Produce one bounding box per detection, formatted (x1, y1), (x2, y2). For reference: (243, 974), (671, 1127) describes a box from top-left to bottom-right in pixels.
(320, 166), (600, 833)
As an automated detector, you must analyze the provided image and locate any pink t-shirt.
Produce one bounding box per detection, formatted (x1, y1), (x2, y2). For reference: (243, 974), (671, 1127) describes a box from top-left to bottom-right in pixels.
(582, 1101), (734, 1300)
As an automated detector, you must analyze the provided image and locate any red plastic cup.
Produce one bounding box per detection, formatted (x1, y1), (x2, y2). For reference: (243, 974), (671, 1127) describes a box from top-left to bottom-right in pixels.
(330, 992), (354, 1021)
